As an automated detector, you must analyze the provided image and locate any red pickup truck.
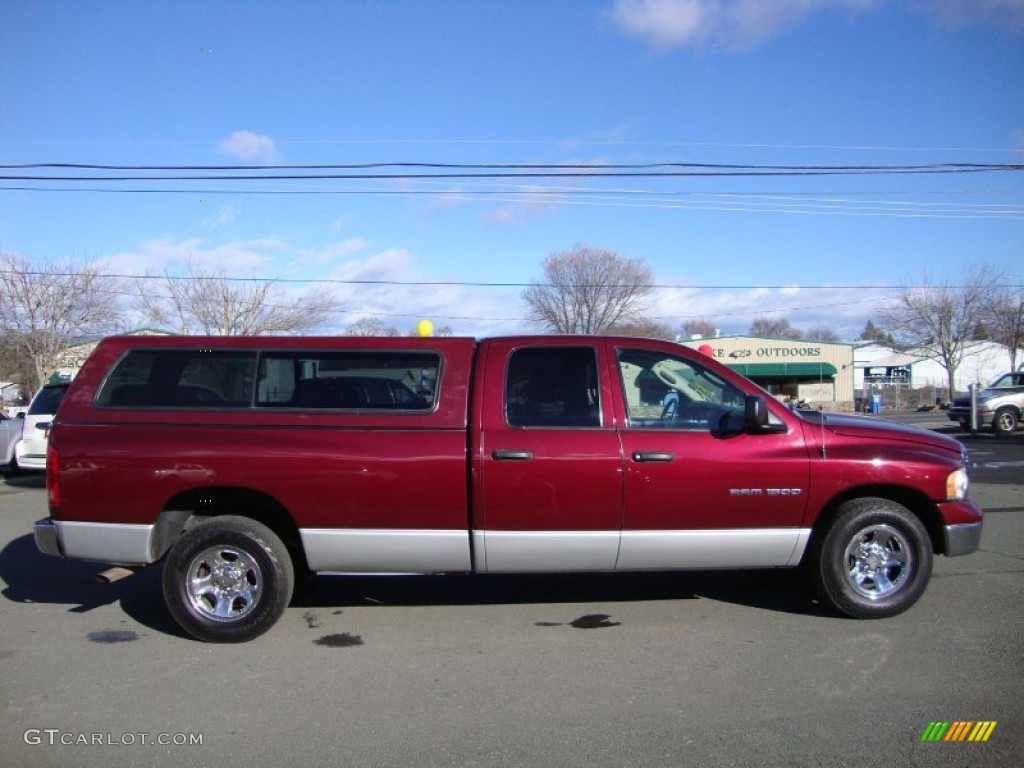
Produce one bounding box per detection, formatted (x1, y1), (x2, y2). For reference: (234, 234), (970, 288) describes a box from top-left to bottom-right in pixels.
(34, 334), (982, 642)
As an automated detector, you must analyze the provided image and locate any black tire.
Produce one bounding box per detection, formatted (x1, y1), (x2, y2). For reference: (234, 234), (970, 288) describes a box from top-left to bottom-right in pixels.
(809, 498), (932, 619)
(992, 408), (1019, 436)
(162, 516), (294, 642)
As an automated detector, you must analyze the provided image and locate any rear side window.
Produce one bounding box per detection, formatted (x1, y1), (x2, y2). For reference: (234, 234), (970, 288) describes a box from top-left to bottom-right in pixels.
(97, 350), (257, 408)
(505, 347), (600, 428)
(256, 350), (439, 411)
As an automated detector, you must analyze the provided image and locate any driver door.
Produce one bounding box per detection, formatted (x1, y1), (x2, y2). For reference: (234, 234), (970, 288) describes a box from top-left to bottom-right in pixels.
(611, 343), (811, 569)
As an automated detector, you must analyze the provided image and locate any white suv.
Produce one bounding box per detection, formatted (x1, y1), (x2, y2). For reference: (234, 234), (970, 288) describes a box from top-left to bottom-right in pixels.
(15, 383), (69, 471)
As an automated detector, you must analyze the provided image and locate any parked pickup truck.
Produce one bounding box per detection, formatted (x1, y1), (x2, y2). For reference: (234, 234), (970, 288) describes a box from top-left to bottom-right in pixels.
(947, 371), (1024, 435)
(34, 335), (982, 642)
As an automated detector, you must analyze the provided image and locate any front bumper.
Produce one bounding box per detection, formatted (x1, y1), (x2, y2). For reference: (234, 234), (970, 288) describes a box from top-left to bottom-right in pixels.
(947, 406), (992, 427)
(937, 498), (983, 557)
(944, 522), (982, 557)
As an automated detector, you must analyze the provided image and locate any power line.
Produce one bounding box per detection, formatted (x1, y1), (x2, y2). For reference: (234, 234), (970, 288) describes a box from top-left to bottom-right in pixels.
(4, 269), (1020, 291)
(2, 160), (1021, 182)
(1, 138), (1018, 153)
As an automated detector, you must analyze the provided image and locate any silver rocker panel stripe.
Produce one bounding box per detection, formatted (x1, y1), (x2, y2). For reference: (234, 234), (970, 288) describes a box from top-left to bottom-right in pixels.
(300, 528), (472, 573)
(616, 528), (812, 569)
(473, 530), (620, 573)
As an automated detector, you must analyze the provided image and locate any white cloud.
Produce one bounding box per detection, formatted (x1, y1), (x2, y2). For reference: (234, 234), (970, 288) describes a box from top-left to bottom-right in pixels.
(201, 204), (240, 228)
(216, 130), (279, 163)
(102, 236), (288, 278)
(922, 0), (1024, 28)
(316, 248), (525, 336)
(607, 0), (712, 51)
(328, 214), (355, 234)
(647, 283), (892, 338)
(607, 0), (884, 51)
(482, 188), (561, 226)
(301, 238), (369, 264)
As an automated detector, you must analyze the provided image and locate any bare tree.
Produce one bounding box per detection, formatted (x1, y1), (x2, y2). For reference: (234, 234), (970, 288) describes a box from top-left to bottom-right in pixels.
(522, 244), (653, 334)
(344, 317), (401, 337)
(137, 262), (336, 336)
(805, 325), (842, 342)
(879, 266), (1003, 398)
(749, 316), (803, 339)
(0, 334), (36, 399)
(680, 317), (717, 339)
(0, 252), (123, 390)
(985, 287), (1024, 370)
(607, 318), (676, 341)
(405, 324), (454, 337)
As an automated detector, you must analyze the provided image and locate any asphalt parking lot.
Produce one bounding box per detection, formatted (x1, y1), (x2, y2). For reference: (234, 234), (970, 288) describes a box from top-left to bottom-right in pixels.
(0, 418), (1021, 767)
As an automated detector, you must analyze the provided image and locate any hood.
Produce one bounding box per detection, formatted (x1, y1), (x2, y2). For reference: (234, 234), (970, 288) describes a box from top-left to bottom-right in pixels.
(797, 412), (964, 457)
(979, 385), (1024, 399)
(954, 385), (1024, 404)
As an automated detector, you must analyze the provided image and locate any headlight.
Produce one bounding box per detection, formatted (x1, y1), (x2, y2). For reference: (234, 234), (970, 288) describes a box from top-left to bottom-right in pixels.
(946, 468), (969, 500)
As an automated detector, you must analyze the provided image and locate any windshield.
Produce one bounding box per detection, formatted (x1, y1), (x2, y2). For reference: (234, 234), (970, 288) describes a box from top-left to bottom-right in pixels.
(988, 373), (1024, 389)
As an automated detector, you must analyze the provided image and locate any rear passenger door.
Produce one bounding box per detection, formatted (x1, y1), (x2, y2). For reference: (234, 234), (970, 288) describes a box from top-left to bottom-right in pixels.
(474, 339), (624, 572)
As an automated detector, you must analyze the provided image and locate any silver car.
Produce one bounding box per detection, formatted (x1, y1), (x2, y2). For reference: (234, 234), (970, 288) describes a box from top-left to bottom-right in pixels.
(1, 412), (24, 474)
(947, 371), (1024, 435)
(14, 383), (69, 471)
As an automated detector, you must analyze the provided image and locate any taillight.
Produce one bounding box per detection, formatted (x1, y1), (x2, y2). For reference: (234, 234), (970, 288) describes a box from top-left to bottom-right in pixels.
(46, 444), (60, 509)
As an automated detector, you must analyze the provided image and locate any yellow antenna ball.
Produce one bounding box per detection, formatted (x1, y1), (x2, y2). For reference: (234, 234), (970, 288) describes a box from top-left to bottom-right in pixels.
(416, 319), (434, 337)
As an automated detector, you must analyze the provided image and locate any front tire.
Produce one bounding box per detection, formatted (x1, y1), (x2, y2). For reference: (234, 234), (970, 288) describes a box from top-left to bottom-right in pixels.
(162, 516), (294, 642)
(810, 498), (932, 619)
(993, 407), (1019, 436)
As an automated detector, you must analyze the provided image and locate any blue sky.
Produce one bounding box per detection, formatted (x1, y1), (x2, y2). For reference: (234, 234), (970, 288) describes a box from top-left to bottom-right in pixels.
(2, 0), (1022, 338)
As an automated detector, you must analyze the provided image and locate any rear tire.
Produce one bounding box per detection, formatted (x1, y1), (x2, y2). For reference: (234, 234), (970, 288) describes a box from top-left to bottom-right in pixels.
(810, 498), (932, 619)
(162, 516), (294, 642)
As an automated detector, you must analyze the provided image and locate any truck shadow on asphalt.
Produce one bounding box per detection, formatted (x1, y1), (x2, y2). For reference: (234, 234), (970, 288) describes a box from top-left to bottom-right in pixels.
(1, 532), (833, 641)
(293, 569), (828, 617)
(0, 533), (189, 639)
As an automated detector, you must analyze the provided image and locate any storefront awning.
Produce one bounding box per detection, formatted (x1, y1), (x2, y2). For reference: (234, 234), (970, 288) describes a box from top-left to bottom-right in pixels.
(727, 363), (837, 378)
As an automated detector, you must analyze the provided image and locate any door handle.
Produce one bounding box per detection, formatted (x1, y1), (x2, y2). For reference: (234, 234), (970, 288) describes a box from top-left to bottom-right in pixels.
(492, 449), (534, 461)
(632, 451), (674, 463)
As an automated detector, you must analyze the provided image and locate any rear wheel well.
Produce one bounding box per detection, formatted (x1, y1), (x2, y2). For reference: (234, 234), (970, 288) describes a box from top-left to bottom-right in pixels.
(809, 486), (946, 557)
(157, 487), (308, 574)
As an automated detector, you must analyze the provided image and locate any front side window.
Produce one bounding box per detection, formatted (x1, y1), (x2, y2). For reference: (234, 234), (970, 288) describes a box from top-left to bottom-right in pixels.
(97, 350), (256, 408)
(616, 348), (745, 430)
(256, 350), (439, 411)
(505, 347), (600, 428)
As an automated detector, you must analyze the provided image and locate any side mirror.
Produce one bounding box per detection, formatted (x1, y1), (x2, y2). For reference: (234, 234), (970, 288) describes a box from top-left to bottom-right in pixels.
(744, 395), (768, 430)
(743, 395), (785, 434)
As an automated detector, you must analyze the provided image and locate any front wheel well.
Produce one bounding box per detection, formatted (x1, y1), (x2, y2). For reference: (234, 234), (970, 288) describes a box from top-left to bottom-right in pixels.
(808, 486), (946, 557)
(156, 487), (308, 574)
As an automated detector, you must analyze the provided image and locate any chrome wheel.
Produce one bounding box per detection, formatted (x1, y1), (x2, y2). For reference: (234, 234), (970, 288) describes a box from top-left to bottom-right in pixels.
(843, 524), (913, 600)
(810, 497), (932, 619)
(993, 408), (1018, 435)
(163, 515), (294, 641)
(185, 546), (263, 621)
